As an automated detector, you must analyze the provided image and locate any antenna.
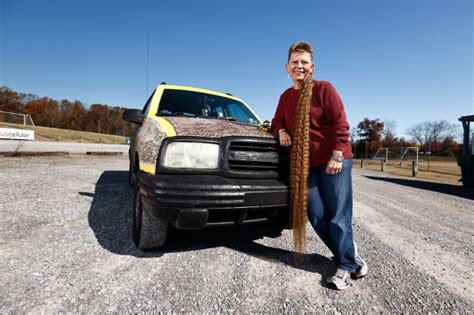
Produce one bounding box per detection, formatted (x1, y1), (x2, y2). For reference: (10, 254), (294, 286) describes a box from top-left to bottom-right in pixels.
(146, 33), (149, 100)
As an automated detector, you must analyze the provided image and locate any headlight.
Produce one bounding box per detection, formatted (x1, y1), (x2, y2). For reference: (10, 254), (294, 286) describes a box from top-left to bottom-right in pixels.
(162, 142), (219, 169)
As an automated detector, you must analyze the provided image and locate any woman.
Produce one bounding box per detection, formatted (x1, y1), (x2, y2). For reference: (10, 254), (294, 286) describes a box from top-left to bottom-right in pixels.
(271, 41), (368, 290)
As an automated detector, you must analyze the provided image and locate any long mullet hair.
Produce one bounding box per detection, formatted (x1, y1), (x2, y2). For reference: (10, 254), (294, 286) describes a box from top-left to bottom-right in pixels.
(288, 42), (314, 256)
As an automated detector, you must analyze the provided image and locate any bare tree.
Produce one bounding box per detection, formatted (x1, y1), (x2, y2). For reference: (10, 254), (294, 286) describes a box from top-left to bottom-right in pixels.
(381, 119), (398, 147)
(406, 120), (460, 152)
(382, 119), (396, 136)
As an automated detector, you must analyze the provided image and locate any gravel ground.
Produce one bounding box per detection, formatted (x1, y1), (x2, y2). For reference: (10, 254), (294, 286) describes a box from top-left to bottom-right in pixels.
(0, 155), (472, 313)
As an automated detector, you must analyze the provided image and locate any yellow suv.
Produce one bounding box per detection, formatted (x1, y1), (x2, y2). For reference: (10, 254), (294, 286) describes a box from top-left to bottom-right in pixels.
(123, 83), (289, 250)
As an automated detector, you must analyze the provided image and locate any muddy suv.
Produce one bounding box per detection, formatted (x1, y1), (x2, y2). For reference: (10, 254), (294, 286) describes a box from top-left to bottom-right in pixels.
(123, 83), (289, 250)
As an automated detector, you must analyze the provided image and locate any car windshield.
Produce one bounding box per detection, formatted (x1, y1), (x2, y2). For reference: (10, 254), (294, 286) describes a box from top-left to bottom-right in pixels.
(156, 89), (260, 125)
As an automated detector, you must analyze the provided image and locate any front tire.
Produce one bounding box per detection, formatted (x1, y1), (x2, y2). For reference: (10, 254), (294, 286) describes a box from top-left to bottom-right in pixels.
(133, 186), (168, 250)
(128, 161), (137, 187)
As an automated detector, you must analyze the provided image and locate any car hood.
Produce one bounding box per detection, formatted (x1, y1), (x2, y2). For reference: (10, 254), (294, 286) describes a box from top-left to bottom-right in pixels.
(163, 117), (274, 139)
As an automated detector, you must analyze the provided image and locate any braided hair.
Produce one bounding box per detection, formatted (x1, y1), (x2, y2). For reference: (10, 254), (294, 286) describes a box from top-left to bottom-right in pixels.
(288, 42), (314, 255)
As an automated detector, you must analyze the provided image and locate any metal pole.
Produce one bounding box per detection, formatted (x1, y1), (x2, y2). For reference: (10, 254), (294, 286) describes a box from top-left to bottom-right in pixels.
(428, 153), (431, 171)
(428, 142), (431, 171)
(146, 33), (149, 100)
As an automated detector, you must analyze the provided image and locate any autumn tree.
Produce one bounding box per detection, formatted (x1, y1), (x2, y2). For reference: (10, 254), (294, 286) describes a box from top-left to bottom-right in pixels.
(109, 106), (132, 136)
(0, 86), (24, 113)
(84, 104), (110, 133)
(59, 100), (87, 131)
(356, 118), (384, 157)
(1, 86), (134, 137)
(23, 97), (60, 128)
(439, 136), (460, 156)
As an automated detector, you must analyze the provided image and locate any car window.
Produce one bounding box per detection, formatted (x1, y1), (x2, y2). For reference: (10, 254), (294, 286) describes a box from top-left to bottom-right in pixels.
(226, 103), (258, 125)
(156, 89), (259, 125)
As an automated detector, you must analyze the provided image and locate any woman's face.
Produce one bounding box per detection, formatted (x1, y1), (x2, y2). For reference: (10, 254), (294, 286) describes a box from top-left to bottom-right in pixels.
(286, 51), (314, 83)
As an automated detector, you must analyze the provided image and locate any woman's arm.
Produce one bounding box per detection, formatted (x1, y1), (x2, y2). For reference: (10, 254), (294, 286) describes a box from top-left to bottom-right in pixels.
(323, 82), (350, 153)
(271, 94), (292, 146)
(322, 82), (350, 174)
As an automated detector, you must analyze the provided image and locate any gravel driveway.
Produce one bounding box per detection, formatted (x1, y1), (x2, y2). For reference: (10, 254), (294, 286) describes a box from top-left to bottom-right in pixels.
(0, 155), (472, 313)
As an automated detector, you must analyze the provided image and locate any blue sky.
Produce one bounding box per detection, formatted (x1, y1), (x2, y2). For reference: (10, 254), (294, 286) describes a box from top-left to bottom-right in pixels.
(1, 0), (472, 138)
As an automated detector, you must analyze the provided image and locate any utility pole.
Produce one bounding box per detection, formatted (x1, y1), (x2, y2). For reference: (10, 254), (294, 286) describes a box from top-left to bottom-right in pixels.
(146, 33), (149, 100)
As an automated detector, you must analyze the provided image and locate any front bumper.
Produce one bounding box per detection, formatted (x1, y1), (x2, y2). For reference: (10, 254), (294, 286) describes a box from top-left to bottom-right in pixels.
(138, 172), (289, 229)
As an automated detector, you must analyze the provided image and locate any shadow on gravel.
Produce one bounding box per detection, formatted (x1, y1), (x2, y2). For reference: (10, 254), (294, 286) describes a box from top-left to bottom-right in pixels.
(226, 239), (335, 285)
(87, 171), (164, 258)
(165, 227), (335, 283)
(364, 175), (474, 200)
(87, 171), (334, 282)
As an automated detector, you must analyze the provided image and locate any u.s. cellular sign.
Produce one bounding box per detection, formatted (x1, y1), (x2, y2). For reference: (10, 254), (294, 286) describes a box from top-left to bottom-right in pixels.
(0, 128), (35, 140)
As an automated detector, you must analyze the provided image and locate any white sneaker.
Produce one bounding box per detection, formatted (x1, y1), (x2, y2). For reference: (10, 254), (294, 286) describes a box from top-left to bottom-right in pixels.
(353, 242), (368, 279)
(327, 268), (351, 290)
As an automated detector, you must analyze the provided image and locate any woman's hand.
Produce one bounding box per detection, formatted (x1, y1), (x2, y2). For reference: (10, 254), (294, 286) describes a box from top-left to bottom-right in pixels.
(325, 159), (343, 175)
(279, 129), (292, 147)
(326, 150), (344, 175)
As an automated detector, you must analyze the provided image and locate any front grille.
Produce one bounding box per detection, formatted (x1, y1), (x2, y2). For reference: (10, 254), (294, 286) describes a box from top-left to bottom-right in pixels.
(227, 140), (288, 175)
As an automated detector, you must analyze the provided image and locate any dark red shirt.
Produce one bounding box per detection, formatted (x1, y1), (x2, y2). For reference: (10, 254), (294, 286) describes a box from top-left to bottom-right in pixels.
(271, 80), (352, 166)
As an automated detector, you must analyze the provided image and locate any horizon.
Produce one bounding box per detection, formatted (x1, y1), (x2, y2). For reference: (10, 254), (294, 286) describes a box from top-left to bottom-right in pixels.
(1, 0), (472, 138)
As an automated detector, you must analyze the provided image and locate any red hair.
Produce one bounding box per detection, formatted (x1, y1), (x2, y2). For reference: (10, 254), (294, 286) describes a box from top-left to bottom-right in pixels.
(288, 41), (314, 256)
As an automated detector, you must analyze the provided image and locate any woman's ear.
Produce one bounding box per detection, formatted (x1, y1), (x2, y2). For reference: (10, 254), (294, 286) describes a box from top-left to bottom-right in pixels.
(285, 63), (291, 77)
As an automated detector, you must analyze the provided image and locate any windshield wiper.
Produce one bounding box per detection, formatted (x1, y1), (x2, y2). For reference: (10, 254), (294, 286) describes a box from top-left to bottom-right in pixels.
(158, 111), (196, 117)
(158, 111), (177, 116)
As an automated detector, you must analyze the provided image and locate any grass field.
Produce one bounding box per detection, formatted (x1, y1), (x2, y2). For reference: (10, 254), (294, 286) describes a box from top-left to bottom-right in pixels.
(1, 122), (464, 185)
(0, 122), (127, 144)
(354, 157), (462, 185)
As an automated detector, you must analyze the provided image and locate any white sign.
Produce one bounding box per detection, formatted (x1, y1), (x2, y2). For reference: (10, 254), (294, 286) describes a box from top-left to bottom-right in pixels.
(0, 128), (35, 140)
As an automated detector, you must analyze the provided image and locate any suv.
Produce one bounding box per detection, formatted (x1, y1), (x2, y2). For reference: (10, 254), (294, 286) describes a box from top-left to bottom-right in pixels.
(123, 83), (289, 250)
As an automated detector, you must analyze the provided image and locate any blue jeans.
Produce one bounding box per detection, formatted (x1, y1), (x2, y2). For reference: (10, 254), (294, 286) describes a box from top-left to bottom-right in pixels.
(307, 158), (357, 272)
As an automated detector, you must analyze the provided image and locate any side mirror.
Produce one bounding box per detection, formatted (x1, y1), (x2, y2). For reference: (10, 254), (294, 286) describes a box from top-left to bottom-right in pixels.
(123, 109), (145, 125)
(259, 120), (271, 132)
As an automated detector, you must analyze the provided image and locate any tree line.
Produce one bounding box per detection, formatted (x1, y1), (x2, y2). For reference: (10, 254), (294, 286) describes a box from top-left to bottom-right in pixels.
(0, 86), (133, 136)
(0, 86), (461, 156)
(352, 118), (461, 158)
